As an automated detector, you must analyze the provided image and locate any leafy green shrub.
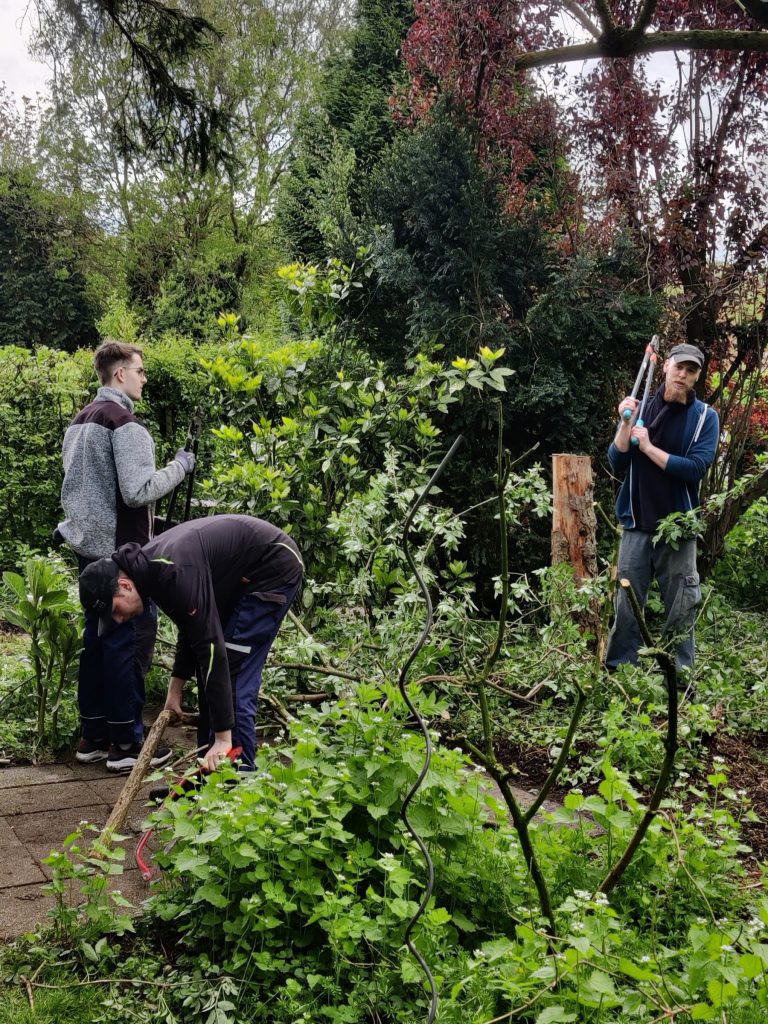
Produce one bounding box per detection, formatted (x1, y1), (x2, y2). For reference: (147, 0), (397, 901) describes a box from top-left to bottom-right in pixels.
(142, 684), (515, 1022)
(1, 553), (81, 748)
(201, 325), (516, 600)
(26, 680), (768, 1024)
(709, 496), (768, 609)
(138, 332), (216, 464)
(0, 346), (92, 568)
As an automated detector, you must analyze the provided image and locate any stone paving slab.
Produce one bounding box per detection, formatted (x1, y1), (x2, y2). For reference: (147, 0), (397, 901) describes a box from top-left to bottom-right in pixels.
(0, 816), (17, 843)
(0, 780), (107, 816)
(85, 774), (158, 803)
(0, 710), (198, 941)
(0, 764), (75, 790)
(0, 839), (47, 888)
(0, 881), (58, 942)
(9, 804), (110, 845)
(0, 867), (154, 943)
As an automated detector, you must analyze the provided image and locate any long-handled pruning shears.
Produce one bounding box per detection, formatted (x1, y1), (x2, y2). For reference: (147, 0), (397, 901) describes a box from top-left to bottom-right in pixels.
(164, 406), (205, 530)
(135, 745), (242, 882)
(623, 335), (658, 420)
(625, 336), (658, 446)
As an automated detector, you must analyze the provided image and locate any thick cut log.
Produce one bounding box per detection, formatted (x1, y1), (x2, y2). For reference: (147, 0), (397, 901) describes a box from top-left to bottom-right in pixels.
(551, 454), (602, 651)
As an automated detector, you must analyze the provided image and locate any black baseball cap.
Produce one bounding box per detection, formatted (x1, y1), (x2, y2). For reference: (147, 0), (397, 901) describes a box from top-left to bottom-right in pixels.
(668, 343), (705, 368)
(79, 558), (119, 636)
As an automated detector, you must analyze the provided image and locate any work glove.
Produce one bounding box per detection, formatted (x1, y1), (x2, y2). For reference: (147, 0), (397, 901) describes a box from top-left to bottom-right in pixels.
(174, 448), (196, 475)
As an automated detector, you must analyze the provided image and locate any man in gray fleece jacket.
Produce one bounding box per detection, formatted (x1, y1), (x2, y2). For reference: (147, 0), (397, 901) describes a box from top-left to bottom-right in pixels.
(58, 340), (195, 771)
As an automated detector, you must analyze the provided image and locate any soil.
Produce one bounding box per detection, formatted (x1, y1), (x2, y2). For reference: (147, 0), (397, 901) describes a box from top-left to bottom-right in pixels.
(705, 730), (768, 865)
(493, 729), (768, 865)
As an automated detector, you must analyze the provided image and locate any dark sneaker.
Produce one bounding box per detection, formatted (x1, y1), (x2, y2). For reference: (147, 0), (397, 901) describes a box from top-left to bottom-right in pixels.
(106, 743), (173, 773)
(75, 738), (109, 763)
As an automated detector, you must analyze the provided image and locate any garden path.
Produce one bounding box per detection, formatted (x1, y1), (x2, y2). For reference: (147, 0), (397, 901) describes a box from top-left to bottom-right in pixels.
(0, 711), (197, 942)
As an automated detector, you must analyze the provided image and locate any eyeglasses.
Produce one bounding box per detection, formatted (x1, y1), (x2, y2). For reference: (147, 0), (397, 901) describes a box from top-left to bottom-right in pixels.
(124, 364), (147, 379)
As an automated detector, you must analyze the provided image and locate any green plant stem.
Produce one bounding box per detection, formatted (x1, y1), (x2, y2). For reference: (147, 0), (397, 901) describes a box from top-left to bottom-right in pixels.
(31, 624), (46, 740)
(524, 685), (588, 823)
(463, 735), (557, 938)
(474, 404), (511, 759)
(599, 579), (678, 894)
(595, 501), (621, 537)
(462, 405), (556, 938)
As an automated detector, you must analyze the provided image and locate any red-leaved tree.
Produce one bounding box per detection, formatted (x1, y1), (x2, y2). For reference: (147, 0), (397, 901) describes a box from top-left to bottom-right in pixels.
(399, 0), (768, 572)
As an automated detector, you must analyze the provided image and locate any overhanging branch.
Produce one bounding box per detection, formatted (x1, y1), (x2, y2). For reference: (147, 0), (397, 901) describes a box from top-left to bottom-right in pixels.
(514, 29), (768, 71)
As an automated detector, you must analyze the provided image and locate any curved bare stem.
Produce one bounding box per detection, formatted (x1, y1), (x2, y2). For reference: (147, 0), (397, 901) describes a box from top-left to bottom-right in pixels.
(599, 580), (678, 894)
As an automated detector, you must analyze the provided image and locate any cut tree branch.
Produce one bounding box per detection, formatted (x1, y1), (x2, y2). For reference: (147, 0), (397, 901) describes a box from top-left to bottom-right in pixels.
(593, 0), (617, 34)
(632, 0), (659, 37)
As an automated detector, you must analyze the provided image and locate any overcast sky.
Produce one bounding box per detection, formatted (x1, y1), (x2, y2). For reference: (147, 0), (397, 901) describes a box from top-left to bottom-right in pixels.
(0, 0), (50, 100)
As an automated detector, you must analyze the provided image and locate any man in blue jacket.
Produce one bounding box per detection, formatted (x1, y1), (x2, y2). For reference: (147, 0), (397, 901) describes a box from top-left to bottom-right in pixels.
(606, 343), (719, 677)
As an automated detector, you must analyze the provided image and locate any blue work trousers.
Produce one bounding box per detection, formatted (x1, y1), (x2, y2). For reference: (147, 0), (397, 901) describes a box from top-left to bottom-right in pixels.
(197, 580), (301, 769)
(605, 529), (701, 673)
(77, 555), (157, 745)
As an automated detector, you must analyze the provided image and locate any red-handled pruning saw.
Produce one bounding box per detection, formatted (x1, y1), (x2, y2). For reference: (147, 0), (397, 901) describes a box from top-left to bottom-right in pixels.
(136, 745), (242, 882)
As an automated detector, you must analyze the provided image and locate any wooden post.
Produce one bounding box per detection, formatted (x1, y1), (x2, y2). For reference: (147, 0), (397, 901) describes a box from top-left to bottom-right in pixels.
(551, 454), (602, 650)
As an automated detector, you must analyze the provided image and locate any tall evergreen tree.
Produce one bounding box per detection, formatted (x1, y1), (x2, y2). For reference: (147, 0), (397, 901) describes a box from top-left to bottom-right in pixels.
(276, 0), (415, 262)
(0, 173), (100, 350)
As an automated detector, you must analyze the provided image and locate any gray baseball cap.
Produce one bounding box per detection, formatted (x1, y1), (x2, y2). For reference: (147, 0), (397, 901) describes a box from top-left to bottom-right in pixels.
(668, 343), (705, 368)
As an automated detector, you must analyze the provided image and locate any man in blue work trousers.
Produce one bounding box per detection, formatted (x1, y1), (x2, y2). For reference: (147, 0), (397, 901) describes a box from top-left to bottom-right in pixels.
(606, 343), (719, 681)
(78, 514), (303, 771)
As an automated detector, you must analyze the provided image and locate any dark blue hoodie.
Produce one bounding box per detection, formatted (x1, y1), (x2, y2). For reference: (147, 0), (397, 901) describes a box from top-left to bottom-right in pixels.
(607, 392), (719, 531)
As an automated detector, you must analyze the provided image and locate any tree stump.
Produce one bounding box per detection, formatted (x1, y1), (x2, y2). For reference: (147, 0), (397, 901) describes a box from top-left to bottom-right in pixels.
(551, 454), (602, 650)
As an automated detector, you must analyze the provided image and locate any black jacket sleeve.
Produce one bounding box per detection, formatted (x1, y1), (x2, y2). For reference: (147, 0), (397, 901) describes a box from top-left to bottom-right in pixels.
(165, 566), (235, 732)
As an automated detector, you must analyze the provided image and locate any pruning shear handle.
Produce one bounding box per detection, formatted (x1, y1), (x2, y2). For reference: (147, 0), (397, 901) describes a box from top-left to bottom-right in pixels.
(630, 346), (658, 446)
(623, 335), (659, 420)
